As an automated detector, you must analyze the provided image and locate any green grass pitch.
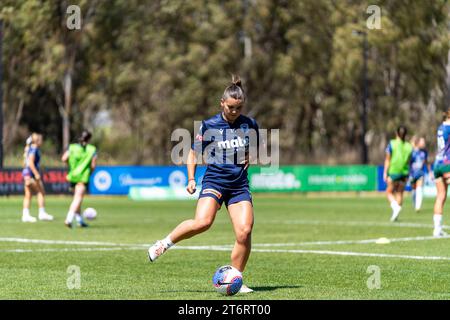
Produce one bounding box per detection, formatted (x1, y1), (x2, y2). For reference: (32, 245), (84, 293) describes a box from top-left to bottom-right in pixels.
(1, 194), (449, 300)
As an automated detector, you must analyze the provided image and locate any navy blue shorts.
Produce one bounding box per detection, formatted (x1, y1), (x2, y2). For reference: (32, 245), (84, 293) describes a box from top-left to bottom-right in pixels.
(22, 168), (35, 179)
(198, 182), (252, 207)
(410, 170), (425, 184)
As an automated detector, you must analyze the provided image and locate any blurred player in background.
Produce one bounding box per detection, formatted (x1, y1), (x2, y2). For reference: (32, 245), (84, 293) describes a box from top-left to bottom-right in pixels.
(409, 136), (432, 212)
(62, 130), (97, 228)
(383, 126), (413, 222)
(21, 133), (54, 222)
(431, 109), (450, 237)
(147, 75), (259, 293)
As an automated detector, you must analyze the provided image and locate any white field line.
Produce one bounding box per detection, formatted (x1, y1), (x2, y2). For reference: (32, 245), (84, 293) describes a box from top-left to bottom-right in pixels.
(251, 235), (450, 247)
(0, 237), (144, 247)
(1, 238), (450, 261)
(170, 246), (450, 261)
(0, 247), (145, 253)
(274, 220), (450, 229)
(5, 245), (442, 261)
(1, 234), (449, 249)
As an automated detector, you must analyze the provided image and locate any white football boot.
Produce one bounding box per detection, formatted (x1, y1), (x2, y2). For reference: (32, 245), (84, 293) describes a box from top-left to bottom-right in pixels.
(148, 240), (168, 262)
(38, 212), (54, 221)
(22, 215), (37, 223)
(390, 206), (401, 222)
(239, 284), (254, 293)
(433, 228), (449, 238)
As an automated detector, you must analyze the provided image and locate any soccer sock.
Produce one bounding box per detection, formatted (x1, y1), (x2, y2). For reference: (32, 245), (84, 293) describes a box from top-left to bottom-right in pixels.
(66, 211), (75, 224)
(75, 214), (83, 223)
(415, 188), (423, 210)
(411, 190), (416, 205)
(433, 214), (443, 230)
(23, 208), (30, 217)
(390, 200), (400, 211)
(162, 235), (174, 249)
(39, 207), (46, 215)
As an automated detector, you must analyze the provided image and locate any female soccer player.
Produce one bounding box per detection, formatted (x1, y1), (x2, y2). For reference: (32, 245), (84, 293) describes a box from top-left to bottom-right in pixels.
(432, 109), (450, 237)
(21, 133), (54, 222)
(409, 136), (432, 212)
(148, 76), (259, 293)
(61, 130), (97, 228)
(383, 126), (413, 222)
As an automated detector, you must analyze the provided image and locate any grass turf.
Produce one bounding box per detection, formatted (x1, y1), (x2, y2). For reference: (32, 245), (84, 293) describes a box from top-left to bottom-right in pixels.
(0, 194), (449, 300)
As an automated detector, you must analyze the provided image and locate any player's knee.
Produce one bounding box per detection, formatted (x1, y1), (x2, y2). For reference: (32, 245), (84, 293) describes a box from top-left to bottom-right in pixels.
(193, 218), (213, 232)
(236, 225), (252, 243)
(437, 193), (447, 203)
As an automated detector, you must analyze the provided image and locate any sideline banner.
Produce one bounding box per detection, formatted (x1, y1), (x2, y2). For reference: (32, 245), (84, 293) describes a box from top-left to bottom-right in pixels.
(89, 166), (207, 195)
(0, 168), (70, 195)
(248, 166), (377, 192)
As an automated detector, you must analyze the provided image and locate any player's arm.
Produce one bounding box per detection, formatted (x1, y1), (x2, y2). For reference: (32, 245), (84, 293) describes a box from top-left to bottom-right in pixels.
(383, 145), (391, 182)
(186, 149), (197, 194)
(28, 154), (41, 181)
(90, 154), (97, 172)
(61, 150), (70, 163)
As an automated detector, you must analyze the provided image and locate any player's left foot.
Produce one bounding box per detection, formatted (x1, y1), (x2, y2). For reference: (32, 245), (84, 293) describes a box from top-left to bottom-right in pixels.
(239, 285), (254, 293)
(78, 221), (89, 228)
(38, 212), (54, 221)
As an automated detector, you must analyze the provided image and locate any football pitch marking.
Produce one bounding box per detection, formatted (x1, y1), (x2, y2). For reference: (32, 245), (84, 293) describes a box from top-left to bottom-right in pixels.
(275, 219), (450, 230)
(1, 234), (449, 248)
(2, 245), (449, 261)
(1, 236), (450, 261)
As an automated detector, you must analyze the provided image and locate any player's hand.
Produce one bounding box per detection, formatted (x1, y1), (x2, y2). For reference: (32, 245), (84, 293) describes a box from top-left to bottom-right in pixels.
(383, 172), (387, 183)
(34, 174), (41, 181)
(429, 172), (435, 181)
(241, 159), (249, 170)
(186, 179), (196, 194)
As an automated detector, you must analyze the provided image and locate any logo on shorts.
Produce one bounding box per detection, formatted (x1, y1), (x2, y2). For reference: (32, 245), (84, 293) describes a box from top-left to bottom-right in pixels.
(202, 188), (222, 199)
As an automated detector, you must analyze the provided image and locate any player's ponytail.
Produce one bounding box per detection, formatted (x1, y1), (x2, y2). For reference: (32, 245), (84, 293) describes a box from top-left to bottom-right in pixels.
(443, 108), (450, 121)
(23, 134), (36, 167)
(396, 125), (407, 142)
(78, 130), (92, 146)
(222, 74), (246, 102)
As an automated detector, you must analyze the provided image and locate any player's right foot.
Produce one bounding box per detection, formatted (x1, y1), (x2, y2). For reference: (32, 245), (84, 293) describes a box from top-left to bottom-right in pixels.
(390, 207), (401, 222)
(239, 285), (254, 293)
(148, 240), (168, 262)
(64, 221), (73, 228)
(22, 215), (37, 223)
(38, 212), (54, 221)
(433, 229), (449, 238)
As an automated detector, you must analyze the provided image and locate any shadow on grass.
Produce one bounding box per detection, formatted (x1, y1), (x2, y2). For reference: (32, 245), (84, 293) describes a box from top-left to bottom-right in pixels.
(250, 285), (303, 292)
(158, 285), (302, 294)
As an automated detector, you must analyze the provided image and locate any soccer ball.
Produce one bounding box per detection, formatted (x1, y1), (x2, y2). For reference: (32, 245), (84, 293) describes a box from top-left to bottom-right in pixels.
(212, 265), (243, 296)
(82, 208), (97, 220)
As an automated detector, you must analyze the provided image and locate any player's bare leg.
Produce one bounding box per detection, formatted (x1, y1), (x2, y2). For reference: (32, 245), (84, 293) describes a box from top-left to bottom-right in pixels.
(22, 179), (36, 223)
(65, 183), (86, 227)
(387, 179), (402, 221)
(148, 197), (219, 261)
(36, 180), (53, 221)
(228, 200), (254, 293)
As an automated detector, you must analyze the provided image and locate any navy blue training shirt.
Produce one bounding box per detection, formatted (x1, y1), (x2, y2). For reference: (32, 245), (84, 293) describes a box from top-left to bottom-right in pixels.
(192, 113), (259, 188)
